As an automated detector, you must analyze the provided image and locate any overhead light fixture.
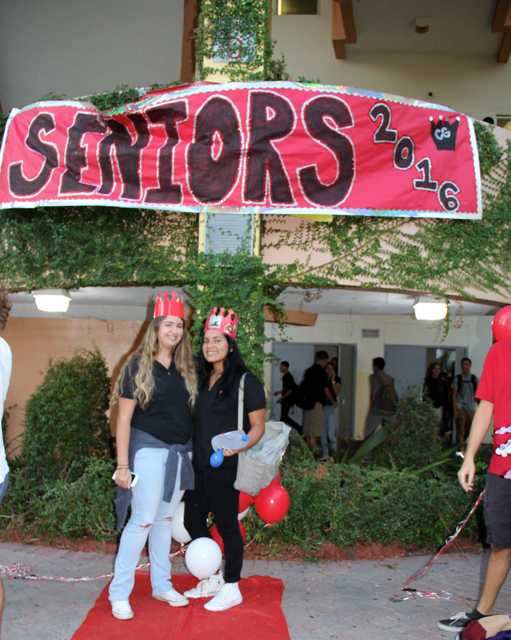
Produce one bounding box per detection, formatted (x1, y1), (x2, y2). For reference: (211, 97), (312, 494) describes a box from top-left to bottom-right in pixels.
(33, 289), (71, 313)
(413, 300), (448, 321)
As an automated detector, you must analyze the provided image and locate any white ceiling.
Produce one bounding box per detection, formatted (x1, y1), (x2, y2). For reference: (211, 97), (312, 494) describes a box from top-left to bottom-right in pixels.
(279, 288), (498, 316)
(8, 286), (498, 321)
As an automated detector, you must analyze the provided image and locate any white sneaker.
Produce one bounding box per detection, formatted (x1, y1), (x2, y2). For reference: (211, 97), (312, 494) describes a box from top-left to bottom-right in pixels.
(111, 600), (134, 620)
(153, 587), (189, 607)
(204, 583), (243, 612)
(184, 572), (224, 599)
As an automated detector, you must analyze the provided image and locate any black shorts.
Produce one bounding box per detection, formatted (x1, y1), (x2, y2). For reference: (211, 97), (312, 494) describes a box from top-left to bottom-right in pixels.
(484, 472), (511, 549)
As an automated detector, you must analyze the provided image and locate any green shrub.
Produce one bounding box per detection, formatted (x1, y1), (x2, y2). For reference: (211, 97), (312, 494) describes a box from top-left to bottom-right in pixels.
(368, 396), (445, 470)
(23, 349), (111, 480)
(33, 457), (116, 540)
(271, 462), (478, 550)
(283, 428), (314, 466)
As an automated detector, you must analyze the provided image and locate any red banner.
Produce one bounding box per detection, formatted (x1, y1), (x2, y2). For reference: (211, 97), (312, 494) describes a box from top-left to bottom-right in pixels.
(0, 82), (481, 218)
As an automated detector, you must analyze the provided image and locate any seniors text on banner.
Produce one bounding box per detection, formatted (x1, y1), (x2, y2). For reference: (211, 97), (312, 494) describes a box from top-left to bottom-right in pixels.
(0, 82), (482, 219)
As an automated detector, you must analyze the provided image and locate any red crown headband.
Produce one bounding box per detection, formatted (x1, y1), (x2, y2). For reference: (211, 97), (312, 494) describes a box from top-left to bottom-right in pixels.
(153, 292), (185, 320)
(204, 307), (239, 339)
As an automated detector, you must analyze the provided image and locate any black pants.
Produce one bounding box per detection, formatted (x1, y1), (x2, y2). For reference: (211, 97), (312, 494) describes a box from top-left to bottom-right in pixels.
(184, 465), (243, 583)
(280, 402), (302, 434)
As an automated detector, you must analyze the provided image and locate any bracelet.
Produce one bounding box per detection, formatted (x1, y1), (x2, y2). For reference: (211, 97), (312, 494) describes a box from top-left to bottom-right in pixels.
(116, 465), (129, 470)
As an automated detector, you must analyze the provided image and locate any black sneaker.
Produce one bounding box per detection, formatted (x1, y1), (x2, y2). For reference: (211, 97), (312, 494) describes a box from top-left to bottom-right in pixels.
(437, 610), (486, 633)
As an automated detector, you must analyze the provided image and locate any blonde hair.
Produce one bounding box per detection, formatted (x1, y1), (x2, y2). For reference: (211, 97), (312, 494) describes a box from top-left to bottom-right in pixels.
(112, 317), (197, 408)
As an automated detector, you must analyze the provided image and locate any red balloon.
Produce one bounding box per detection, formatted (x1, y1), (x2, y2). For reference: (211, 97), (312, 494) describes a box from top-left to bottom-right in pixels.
(254, 483), (291, 525)
(493, 306), (511, 343)
(238, 491), (254, 513)
(210, 522), (247, 553)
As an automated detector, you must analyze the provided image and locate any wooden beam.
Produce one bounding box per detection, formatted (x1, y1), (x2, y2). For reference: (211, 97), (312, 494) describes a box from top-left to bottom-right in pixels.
(180, 0), (199, 83)
(332, 0), (346, 59)
(341, 0), (357, 43)
(498, 30), (511, 63)
(331, 0), (356, 60)
(264, 307), (318, 326)
(492, 0), (511, 31)
(492, 0), (511, 63)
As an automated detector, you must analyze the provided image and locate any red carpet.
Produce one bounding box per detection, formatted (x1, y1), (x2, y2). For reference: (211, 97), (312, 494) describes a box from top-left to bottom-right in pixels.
(72, 573), (290, 640)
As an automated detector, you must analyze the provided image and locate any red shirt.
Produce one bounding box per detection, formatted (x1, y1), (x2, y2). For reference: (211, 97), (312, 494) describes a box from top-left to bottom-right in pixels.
(476, 341), (511, 478)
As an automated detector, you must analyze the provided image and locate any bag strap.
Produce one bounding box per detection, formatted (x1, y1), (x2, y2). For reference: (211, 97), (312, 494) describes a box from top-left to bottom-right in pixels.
(238, 373), (248, 432)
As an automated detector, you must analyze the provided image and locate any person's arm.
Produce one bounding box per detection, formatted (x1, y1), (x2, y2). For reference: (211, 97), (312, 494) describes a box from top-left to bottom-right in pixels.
(324, 386), (335, 405)
(457, 399), (493, 492)
(114, 397), (137, 489)
(452, 383), (459, 414)
(224, 408), (265, 456)
(244, 408), (266, 449)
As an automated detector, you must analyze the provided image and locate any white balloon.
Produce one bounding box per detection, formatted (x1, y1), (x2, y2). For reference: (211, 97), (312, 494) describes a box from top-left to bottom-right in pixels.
(238, 506), (250, 521)
(171, 501), (191, 545)
(185, 537), (222, 580)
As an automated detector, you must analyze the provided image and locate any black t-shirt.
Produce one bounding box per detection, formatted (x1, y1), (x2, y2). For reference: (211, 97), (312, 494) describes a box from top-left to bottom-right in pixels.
(120, 356), (193, 445)
(423, 376), (450, 409)
(303, 364), (329, 405)
(282, 371), (296, 394)
(193, 372), (266, 469)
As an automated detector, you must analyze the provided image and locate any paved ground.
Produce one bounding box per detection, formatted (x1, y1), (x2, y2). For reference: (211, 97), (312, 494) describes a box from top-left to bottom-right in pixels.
(0, 543), (510, 639)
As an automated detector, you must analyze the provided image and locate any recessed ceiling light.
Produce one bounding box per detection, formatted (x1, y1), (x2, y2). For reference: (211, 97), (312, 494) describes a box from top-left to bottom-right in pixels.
(33, 289), (71, 313)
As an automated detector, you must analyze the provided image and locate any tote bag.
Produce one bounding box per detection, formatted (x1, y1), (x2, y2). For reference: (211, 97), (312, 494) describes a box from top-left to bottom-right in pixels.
(234, 374), (291, 496)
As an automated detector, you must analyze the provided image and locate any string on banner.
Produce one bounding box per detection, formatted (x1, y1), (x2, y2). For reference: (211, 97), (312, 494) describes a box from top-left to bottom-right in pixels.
(391, 489), (485, 604)
(0, 522), (272, 583)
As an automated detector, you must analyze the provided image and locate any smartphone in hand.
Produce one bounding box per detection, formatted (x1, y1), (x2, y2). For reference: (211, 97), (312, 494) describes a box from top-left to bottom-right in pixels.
(112, 470), (139, 488)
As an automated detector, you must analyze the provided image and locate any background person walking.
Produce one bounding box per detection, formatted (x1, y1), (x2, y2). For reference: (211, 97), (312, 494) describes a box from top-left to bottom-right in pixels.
(452, 357), (478, 447)
(364, 357), (398, 438)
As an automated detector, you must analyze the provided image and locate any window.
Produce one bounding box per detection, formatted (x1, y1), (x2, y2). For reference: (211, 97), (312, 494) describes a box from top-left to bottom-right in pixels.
(277, 0), (318, 16)
(203, 213), (256, 255)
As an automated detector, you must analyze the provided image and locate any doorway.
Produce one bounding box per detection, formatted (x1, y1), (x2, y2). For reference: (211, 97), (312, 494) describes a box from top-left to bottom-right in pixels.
(383, 345), (467, 398)
(270, 342), (357, 438)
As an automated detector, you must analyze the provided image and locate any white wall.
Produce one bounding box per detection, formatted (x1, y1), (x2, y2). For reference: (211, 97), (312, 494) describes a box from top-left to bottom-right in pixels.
(0, 0), (184, 111)
(271, 0), (511, 119)
(266, 313), (493, 438)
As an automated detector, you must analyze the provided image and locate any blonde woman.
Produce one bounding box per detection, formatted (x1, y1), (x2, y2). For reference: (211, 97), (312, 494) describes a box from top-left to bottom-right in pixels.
(108, 292), (197, 620)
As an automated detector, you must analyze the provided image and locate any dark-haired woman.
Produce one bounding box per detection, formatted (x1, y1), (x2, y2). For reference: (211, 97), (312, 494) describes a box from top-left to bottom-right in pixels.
(423, 361), (451, 437)
(184, 307), (266, 612)
(108, 292), (197, 620)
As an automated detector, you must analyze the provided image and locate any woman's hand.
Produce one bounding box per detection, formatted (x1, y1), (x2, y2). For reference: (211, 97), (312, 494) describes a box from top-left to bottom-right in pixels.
(223, 448), (236, 458)
(114, 467), (133, 489)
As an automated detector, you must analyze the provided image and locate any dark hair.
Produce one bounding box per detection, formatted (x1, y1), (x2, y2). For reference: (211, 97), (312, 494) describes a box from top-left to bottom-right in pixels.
(198, 333), (249, 399)
(372, 357), (385, 371)
(425, 361), (442, 382)
(461, 357), (472, 365)
(315, 350), (329, 361)
(280, 361), (290, 368)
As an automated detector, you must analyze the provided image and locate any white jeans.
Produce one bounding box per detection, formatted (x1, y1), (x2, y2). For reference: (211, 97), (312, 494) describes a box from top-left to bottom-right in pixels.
(109, 448), (183, 602)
